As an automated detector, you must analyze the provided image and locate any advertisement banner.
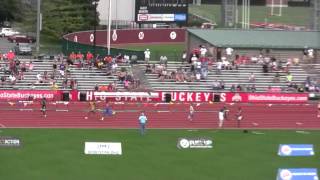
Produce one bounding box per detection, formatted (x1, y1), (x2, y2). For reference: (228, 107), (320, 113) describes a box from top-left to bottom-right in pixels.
(0, 90), (62, 101)
(84, 142), (122, 155)
(225, 93), (308, 103)
(278, 144), (315, 156)
(276, 168), (318, 180)
(135, 0), (188, 23)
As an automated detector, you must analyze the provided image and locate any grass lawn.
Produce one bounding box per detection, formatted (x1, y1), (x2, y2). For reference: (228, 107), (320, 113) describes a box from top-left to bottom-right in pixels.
(0, 129), (319, 180)
(189, 4), (312, 27)
(119, 43), (185, 61)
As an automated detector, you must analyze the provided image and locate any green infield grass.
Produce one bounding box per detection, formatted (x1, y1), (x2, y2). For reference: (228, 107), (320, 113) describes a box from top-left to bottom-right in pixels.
(0, 129), (319, 180)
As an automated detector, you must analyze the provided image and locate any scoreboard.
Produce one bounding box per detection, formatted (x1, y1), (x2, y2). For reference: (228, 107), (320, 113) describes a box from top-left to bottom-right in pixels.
(135, 0), (188, 24)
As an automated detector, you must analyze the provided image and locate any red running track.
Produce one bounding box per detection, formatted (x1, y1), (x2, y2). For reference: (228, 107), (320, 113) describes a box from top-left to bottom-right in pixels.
(0, 102), (319, 129)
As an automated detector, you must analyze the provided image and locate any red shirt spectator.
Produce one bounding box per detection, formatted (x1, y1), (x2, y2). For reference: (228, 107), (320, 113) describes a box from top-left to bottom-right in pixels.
(192, 48), (200, 57)
(7, 50), (15, 61)
(76, 52), (83, 60)
(69, 52), (76, 61)
(86, 51), (93, 62)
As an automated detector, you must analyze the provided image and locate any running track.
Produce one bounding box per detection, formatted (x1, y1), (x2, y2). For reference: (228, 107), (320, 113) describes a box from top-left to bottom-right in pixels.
(0, 102), (319, 129)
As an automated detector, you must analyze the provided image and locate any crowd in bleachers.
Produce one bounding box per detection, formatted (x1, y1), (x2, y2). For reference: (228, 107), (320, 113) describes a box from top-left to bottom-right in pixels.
(143, 44), (319, 93)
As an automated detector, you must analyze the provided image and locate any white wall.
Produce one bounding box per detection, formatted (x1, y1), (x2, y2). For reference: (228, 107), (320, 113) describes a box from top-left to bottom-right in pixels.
(97, 0), (135, 25)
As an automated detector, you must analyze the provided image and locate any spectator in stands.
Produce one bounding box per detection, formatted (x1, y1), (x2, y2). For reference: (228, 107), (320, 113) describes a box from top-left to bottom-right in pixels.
(36, 72), (43, 84)
(28, 61), (34, 72)
(212, 80), (221, 90)
(71, 79), (77, 90)
(216, 60), (222, 74)
(216, 48), (222, 61)
(111, 62), (118, 73)
(286, 72), (293, 83)
(181, 51), (187, 63)
(94, 84), (99, 91)
(200, 46), (207, 57)
(225, 47), (234, 59)
(51, 82), (59, 90)
(307, 48), (314, 58)
(248, 72), (256, 83)
(43, 71), (48, 82)
(190, 54), (198, 65)
(236, 84), (242, 91)
(59, 63), (66, 78)
(145, 64), (152, 73)
(247, 84), (256, 92)
(7, 50), (15, 61)
(68, 52), (76, 65)
(123, 54), (130, 63)
(144, 49), (151, 64)
(21, 62), (26, 72)
(273, 72), (281, 83)
(1, 76), (6, 86)
(116, 53), (124, 63)
(195, 71), (201, 81)
(230, 84), (236, 92)
(76, 51), (83, 61)
(9, 73), (16, 85)
(262, 63), (268, 73)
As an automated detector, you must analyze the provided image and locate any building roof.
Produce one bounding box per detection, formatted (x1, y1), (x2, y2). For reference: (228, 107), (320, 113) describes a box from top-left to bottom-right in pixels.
(188, 29), (320, 49)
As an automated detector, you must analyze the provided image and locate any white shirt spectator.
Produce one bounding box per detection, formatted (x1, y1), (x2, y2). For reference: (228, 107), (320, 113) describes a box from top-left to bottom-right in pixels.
(124, 55), (130, 63)
(222, 59), (229, 67)
(112, 63), (118, 71)
(196, 72), (201, 80)
(36, 73), (42, 81)
(196, 61), (202, 69)
(144, 49), (151, 60)
(9, 75), (16, 83)
(217, 61), (222, 70)
(191, 55), (198, 63)
(200, 47), (207, 57)
(308, 48), (314, 58)
(226, 47), (234, 56)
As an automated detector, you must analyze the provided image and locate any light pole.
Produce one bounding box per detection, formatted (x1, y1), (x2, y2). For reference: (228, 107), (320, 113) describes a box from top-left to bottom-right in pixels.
(92, 0), (98, 57)
(36, 0), (41, 55)
(107, 0), (112, 55)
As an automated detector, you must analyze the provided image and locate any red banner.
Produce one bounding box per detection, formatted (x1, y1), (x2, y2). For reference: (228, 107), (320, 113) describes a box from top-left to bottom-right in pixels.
(225, 93), (308, 103)
(0, 90), (62, 101)
(79, 91), (309, 104)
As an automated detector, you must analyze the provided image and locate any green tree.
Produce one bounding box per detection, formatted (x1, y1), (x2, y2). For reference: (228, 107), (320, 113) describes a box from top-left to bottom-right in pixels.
(0, 0), (23, 23)
(41, 0), (99, 39)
